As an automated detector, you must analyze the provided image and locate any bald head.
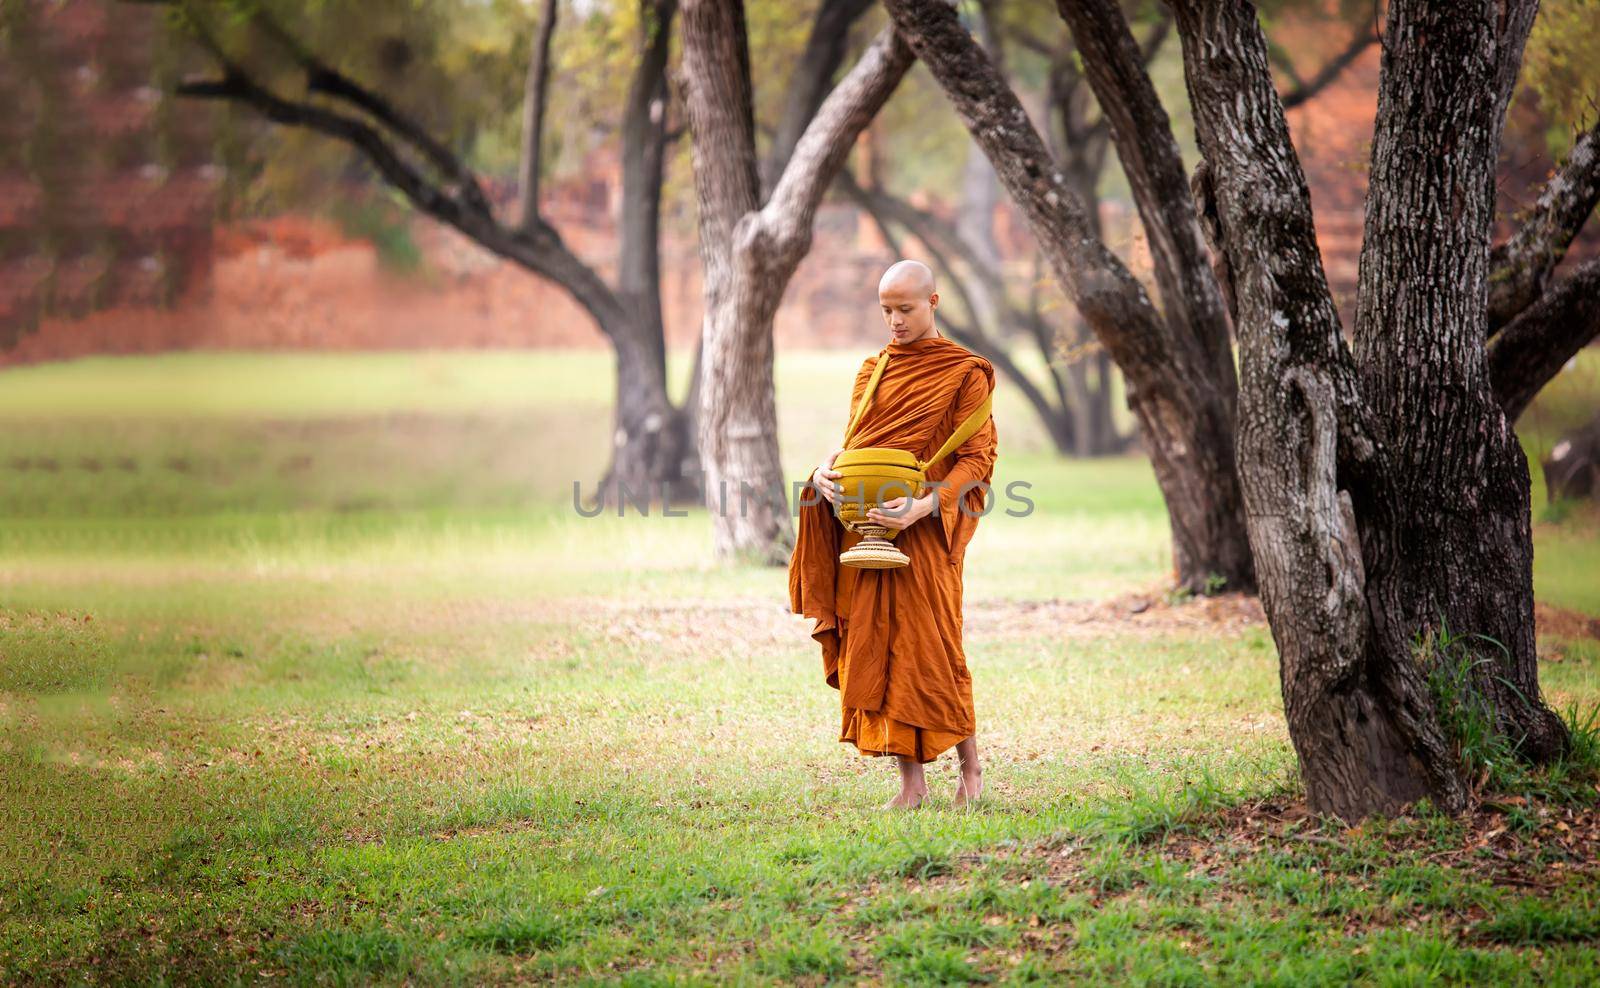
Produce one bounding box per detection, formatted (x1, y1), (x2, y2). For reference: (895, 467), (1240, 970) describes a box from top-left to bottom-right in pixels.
(879, 259), (936, 297)
(878, 259), (941, 345)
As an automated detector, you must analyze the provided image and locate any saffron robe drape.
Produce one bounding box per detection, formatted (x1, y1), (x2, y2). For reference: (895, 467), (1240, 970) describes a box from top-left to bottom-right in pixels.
(787, 334), (999, 763)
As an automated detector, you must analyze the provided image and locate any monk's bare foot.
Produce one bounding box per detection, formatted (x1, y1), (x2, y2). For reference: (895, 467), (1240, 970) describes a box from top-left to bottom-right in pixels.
(954, 770), (983, 808)
(887, 756), (927, 810)
(885, 785), (927, 810)
(953, 736), (983, 808)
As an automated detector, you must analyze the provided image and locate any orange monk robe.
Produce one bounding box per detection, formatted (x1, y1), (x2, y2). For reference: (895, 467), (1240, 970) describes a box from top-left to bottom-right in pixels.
(787, 335), (999, 764)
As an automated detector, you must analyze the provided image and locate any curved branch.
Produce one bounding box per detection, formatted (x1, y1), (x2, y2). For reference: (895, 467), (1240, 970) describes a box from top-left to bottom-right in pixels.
(1490, 256), (1600, 421)
(757, 24), (915, 252)
(881, 0), (1171, 381)
(1053, 0), (1235, 407)
(169, 65), (630, 343)
(1488, 118), (1600, 333)
(225, 0), (496, 219)
(760, 0), (876, 199)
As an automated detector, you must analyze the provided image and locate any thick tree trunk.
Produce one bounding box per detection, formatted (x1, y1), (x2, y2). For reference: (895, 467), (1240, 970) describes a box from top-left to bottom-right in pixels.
(680, 0), (778, 560)
(682, 4), (914, 562)
(882, 0), (1254, 594)
(1172, 0), (1469, 819)
(601, 0), (701, 508)
(1351, 0), (1567, 763)
(592, 337), (700, 510)
(573, 0), (701, 509)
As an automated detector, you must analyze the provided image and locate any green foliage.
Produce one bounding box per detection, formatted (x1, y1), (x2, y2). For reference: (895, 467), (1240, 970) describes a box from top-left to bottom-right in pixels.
(1521, 0), (1600, 150)
(1416, 621), (1519, 790)
(329, 193), (425, 274)
(1417, 620), (1600, 803)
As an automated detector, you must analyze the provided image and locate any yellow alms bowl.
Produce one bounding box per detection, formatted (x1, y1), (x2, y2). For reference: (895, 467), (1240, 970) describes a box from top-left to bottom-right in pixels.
(832, 446), (923, 535)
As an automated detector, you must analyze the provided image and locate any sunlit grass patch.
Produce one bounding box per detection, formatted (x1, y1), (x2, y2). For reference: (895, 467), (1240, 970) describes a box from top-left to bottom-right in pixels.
(0, 349), (1597, 982)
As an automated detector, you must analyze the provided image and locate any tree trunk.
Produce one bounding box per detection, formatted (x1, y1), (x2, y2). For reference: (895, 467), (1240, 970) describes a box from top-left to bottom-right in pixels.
(682, 2), (914, 563)
(1350, 0), (1567, 763)
(882, 0), (1254, 594)
(591, 336), (700, 510)
(150, 0), (703, 512)
(1172, 0), (1470, 819)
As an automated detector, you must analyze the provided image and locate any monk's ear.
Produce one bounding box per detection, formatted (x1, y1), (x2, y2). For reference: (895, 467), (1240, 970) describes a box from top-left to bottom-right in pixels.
(929, 292), (938, 309)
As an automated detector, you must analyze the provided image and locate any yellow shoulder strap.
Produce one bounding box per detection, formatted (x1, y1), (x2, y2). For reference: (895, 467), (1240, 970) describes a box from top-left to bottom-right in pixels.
(917, 386), (993, 472)
(842, 352), (889, 445)
(844, 355), (994, 467)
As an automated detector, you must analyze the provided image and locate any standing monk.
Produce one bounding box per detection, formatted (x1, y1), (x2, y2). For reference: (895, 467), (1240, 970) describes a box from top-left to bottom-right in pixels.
(788, 260), (999, 809)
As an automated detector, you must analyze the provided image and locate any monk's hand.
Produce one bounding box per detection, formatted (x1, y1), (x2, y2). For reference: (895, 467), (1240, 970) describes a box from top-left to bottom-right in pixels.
(867, 491), (935, 531)
(811, 448), (844, 506)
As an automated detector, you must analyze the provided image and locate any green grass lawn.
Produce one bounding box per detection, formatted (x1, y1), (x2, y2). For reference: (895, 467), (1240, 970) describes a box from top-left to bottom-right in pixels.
(1, 348), (1598, 984)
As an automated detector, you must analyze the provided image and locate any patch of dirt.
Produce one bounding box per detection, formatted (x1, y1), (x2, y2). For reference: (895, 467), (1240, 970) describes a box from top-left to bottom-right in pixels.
(534, 589), (1272, 656)
(394, 590), (1599, 661)
(963, 590), (1268, 642)
(1535, 602), (1600, 645)
(1156, 796), (1600, 895)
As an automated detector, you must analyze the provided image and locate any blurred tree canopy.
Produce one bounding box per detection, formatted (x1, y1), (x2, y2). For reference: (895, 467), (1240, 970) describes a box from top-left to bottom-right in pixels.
(170, 0), (1597, 242)
(1521, 0), (1600, 153)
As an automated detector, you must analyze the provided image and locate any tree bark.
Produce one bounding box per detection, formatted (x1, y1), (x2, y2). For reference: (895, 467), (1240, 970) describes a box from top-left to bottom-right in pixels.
(682, 2), (914, 562)
(1487, 121), (1600, 333)
(881, 0), (1255, 593)
(1351, 0), (1567, 763)
(600, 0), (700, 507)
(1172, 0), (1472, 819)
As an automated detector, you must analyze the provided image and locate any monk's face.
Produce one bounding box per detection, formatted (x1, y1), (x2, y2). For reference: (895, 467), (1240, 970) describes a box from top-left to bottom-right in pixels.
(879, 279), (939, 344)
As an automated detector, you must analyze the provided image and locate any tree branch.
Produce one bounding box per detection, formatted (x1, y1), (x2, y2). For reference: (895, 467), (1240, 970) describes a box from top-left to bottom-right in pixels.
(1054, 0), (1235, 405)
(758, 24), (914, 250)
(760, 0), (876, 201)
(1490, 256), (1600, 421)
(1278, 14), (1378, 111)
(175, 72), (478, 228)
(883, 0), (1175, 375)
(226, 0), (497, 219)
(159, 19), (632, 345)
(1488, 118), (1600, 332)
(518, 0), (560, 232)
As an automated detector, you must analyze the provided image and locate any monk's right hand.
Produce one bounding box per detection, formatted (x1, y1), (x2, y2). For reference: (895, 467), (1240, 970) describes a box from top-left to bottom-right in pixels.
(811, 448), (844, 506)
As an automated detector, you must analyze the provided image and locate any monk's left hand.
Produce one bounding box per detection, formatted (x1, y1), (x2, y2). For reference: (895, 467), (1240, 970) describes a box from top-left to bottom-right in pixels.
(867, 491), (936, 531)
